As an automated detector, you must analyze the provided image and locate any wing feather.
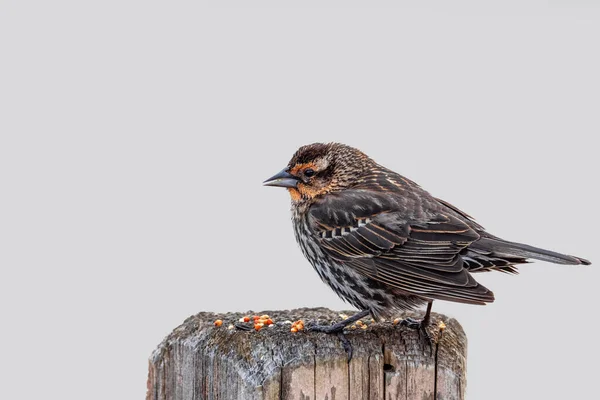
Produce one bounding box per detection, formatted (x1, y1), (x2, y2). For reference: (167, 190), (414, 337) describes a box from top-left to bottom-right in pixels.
(308, 191), (494, 304)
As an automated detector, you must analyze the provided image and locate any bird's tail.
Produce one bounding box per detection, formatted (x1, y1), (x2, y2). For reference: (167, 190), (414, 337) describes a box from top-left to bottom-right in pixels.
(474, 237), (591, 266)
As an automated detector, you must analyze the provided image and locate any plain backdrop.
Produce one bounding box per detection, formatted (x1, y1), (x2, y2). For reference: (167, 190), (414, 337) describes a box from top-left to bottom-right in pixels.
(1, 2), (598, 399)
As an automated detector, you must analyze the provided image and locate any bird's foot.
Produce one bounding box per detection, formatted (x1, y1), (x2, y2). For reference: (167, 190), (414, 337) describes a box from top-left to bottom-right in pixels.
(308, 324), (355, 361)
(399, 317), (434, 353)
(400, 317), (426, 330)
(308, 310), (371, 361)
(309, 320), (349, 334)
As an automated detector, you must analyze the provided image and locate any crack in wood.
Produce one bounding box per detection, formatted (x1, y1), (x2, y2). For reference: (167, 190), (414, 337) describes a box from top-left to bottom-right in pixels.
(434, 337), (440, 400)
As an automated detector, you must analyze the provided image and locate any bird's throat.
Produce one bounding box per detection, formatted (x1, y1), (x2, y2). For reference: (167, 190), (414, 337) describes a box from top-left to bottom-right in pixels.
(287, 187), (302, 202)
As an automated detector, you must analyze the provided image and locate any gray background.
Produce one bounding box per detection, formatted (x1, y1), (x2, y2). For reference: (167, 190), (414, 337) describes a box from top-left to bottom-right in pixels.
(1, 1), (598, 399)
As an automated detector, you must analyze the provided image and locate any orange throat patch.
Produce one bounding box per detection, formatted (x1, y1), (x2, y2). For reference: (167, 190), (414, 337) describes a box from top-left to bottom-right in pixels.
(287, 182), (332, 202)
(287, 187), (302, 201)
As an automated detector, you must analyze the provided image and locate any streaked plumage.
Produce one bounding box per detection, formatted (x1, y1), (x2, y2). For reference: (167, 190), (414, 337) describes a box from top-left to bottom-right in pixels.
(265, 142), (591, 320)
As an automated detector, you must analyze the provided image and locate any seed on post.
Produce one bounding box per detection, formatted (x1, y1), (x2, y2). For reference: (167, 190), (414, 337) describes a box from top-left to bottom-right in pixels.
(290, 320), (305, 332)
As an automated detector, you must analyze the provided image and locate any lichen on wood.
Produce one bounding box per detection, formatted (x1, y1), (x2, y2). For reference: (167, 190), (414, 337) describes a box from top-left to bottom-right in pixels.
(147, 307), (466, 400)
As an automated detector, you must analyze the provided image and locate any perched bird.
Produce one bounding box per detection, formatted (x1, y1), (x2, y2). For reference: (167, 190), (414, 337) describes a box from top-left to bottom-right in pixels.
(264, 143), (590, 342)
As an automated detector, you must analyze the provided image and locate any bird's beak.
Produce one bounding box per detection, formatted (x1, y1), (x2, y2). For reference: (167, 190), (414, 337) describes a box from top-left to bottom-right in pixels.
(263, 168), (300, 188)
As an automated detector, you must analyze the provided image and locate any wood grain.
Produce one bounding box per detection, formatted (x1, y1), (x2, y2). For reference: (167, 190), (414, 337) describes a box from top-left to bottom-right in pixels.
(147, 307), (466, 400)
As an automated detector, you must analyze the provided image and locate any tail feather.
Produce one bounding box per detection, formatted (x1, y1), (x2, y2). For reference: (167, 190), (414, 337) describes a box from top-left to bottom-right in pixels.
(474, 237), (591, 266)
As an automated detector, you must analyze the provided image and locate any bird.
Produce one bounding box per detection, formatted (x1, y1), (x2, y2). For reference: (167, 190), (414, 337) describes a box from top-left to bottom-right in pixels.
(263, 142), (591, 347)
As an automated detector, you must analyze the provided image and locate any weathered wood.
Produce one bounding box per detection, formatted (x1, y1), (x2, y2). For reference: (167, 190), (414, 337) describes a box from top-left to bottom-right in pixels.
(147, 307), (466, 400)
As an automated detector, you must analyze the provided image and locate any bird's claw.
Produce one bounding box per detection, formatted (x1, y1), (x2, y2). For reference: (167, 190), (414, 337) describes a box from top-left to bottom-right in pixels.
(337, 332), (353, 361)
(308, 323), (354, 361)
(399, 317), (434, 354)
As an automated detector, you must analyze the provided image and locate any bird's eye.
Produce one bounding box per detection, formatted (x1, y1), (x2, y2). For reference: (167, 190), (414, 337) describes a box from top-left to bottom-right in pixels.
(304, 168), (315, 177)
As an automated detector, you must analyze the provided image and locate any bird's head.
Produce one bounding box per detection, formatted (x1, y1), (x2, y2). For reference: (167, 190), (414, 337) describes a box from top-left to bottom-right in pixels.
(263, 143), (373, 202)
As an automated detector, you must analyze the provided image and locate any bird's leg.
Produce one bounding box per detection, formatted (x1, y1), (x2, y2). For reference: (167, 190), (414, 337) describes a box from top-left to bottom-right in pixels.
(400, 301), (434, 349)
(401, 301), (432, 328)
(308, 309), (371, 361)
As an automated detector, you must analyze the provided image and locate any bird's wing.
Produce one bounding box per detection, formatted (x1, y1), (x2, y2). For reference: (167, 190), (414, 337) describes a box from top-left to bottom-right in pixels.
(308, 190), (494, 305)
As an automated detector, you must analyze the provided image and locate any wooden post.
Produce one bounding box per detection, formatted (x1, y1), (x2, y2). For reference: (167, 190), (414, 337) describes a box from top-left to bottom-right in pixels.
(147, 307), (466, 400)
